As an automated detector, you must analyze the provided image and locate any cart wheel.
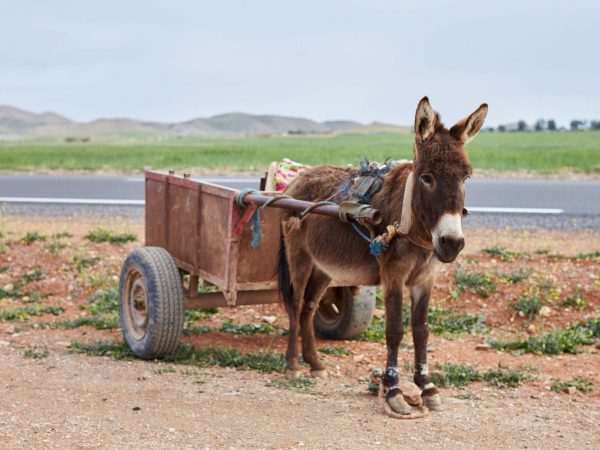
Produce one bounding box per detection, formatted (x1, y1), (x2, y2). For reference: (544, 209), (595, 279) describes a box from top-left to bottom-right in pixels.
(119, 247), (184, 359)
(314, 286), (376, 340)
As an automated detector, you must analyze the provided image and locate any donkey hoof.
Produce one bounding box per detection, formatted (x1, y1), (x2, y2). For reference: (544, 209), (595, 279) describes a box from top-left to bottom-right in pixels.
(285, 369), (300, 380)
(310, 369), (328, 379)
(386, 390), (412, 415)
(423, 393), (443, 411)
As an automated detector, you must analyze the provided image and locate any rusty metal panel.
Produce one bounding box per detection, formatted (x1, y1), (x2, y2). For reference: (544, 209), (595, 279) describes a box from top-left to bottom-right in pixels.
(166, 184), (199, 267)
(145, 177), (167, 248)
(236, 206), (280, 285)
(197, 189), (230, 282)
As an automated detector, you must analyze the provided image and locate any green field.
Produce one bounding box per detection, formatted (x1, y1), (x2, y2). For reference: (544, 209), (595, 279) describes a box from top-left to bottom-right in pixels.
(0, 131), (598, 174)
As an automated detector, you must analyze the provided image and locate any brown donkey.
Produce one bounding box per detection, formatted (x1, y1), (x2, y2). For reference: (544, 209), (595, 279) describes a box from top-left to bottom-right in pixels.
(277, 97), (488, 415)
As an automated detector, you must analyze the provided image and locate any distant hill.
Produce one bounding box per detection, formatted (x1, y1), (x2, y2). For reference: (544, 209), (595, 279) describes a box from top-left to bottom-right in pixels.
(0, 105), (410, 140)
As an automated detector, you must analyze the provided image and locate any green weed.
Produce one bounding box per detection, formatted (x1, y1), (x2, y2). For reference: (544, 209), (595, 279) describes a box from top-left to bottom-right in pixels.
(45, 241), (68, 255)
(0, 264), (9, 273)
(489, 317), (600, 355)
(270, 377), (315, 392)
(53, 316), (119, 330)
(73, 341), (286, 373)
(482, 246), (528, 262)
(453, 270), (497, 298)
(51, 231), (73, 239)
(21, 268), (44, 284)
(219, 320), (275, 335)
(184, 308), (219, 327)
(319, 346), (351, 356)
(85, 228), (137, 244)
(431, 363), (481, 388)
(23, 349), (49, 359)
(0, 306), (64, 322)
(561, 289), (588, 309)
(431, 363), (533, 388)
(501, 268), (533, 284)
(551, 377), (593, 393)
(182, 325), (212, 336)
(71, 255), (100, 272)
(482, 366), (533, 388)
(511, 295), (543, 320)
(20, 231), (46, 245)
(428, 307), (487, 337)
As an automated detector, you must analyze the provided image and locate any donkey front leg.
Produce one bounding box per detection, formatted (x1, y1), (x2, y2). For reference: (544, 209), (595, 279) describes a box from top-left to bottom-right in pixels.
(382, 283), (412, 415)
(410, 281), (442, 411)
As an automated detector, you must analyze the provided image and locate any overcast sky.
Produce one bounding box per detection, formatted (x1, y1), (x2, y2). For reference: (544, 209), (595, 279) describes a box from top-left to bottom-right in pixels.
(1, 0), (598, 126)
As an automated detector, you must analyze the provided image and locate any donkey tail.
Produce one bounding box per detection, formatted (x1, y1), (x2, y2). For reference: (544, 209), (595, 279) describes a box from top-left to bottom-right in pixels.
(277, 232), (294, 320)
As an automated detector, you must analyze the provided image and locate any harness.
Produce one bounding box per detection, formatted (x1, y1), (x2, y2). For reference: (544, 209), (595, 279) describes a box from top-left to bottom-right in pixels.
(337, 159), (434, 256)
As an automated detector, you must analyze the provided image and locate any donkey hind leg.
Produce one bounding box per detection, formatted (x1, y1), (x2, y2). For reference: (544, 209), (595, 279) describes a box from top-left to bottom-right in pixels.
(300, 267), (332, 379)
(284, 247), (313, 380)
(410, 282), (442, 411)
(381, 283), (412, 415)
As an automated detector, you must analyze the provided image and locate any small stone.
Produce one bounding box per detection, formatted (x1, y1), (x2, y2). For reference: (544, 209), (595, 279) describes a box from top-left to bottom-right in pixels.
(168, 427), (176, 433)
(3, 283), (13, 292)
(0, 340), (10, 347)
(476, 343), (492, 352)
(353, 354), (366, 363)
(527, 324), (536, 335)
(565, 386), (577, 395)
(262, 315), (276, 324)
(539, 306), (552, 318)
(55, 341), (71, 348)
(132, 406), (141, 411)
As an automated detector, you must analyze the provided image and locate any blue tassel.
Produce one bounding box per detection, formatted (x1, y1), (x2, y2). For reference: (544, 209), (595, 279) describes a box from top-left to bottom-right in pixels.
(370, 241), (383, 256)
(250, 209), (262, 248)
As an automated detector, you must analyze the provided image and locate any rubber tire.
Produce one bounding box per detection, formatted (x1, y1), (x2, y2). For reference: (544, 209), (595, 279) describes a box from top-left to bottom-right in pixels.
(314, 286), (376, 340)
(119, 247), (185, 359)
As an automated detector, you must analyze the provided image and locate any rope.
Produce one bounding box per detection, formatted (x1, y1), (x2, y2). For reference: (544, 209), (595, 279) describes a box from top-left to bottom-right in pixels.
(299, 201), (337, 219)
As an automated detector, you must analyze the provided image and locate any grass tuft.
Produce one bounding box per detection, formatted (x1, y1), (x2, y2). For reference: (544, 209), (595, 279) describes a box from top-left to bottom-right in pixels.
(85, 228), (137, 244)
(20, 231), (46, 245)
(453, 270), (496, 298)
(511, 295), (543, 320)
(551, 377), (593, 393)
(319, 346), (351, 356)
(489, 317), (600, 355)
(23, 349), (49, 359)
(72, 340), (287, 373)
(0, 306), (64, 322)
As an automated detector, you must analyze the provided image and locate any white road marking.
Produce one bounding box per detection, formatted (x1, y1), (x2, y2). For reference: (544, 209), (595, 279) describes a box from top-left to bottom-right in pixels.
(0, 197), (565, 214)
(0, 197), (144, 205)
(467, 207), (563, 214)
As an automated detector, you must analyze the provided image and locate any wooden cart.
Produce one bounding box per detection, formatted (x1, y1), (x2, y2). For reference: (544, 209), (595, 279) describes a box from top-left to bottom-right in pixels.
(118, 170), (377, 359)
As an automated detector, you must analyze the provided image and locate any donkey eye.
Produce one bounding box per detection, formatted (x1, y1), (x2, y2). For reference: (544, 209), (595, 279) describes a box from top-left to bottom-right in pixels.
(420, 174), (434, 187)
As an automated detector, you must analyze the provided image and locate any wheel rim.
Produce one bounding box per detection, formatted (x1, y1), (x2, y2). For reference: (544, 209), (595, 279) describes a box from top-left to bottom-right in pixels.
(124, 268), (149, 341)
(316, 288), (348, 327)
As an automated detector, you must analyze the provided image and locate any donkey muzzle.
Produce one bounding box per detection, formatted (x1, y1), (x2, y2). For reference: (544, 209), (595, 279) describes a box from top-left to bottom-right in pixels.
(432, 213), (465, 263)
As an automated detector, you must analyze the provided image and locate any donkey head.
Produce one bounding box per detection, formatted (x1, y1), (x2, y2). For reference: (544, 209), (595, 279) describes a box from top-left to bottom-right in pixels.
(411, 97), (488, 263)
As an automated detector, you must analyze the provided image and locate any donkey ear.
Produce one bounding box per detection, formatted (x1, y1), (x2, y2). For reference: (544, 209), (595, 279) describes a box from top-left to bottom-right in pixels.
(450, 103), (488, 145)
(414, 96), (436, 143)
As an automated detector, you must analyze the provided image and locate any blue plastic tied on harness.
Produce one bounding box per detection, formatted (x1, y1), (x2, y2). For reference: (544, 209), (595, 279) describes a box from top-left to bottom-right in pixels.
(369, 241), (384, 256)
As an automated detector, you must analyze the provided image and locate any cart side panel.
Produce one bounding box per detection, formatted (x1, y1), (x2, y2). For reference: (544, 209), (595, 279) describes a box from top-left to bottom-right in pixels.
(167, 184), (199, 267)
(236, 207), (280, 285)
(145, 177), (167, 248)
(197, 189), (230, 281)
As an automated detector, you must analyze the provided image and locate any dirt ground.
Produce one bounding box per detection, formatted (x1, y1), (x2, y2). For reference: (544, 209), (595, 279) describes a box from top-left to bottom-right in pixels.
(0, 216), (599, 449)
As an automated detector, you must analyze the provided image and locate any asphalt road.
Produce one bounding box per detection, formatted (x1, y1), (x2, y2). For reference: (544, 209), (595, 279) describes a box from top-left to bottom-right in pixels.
(0, 174), (598, 230)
